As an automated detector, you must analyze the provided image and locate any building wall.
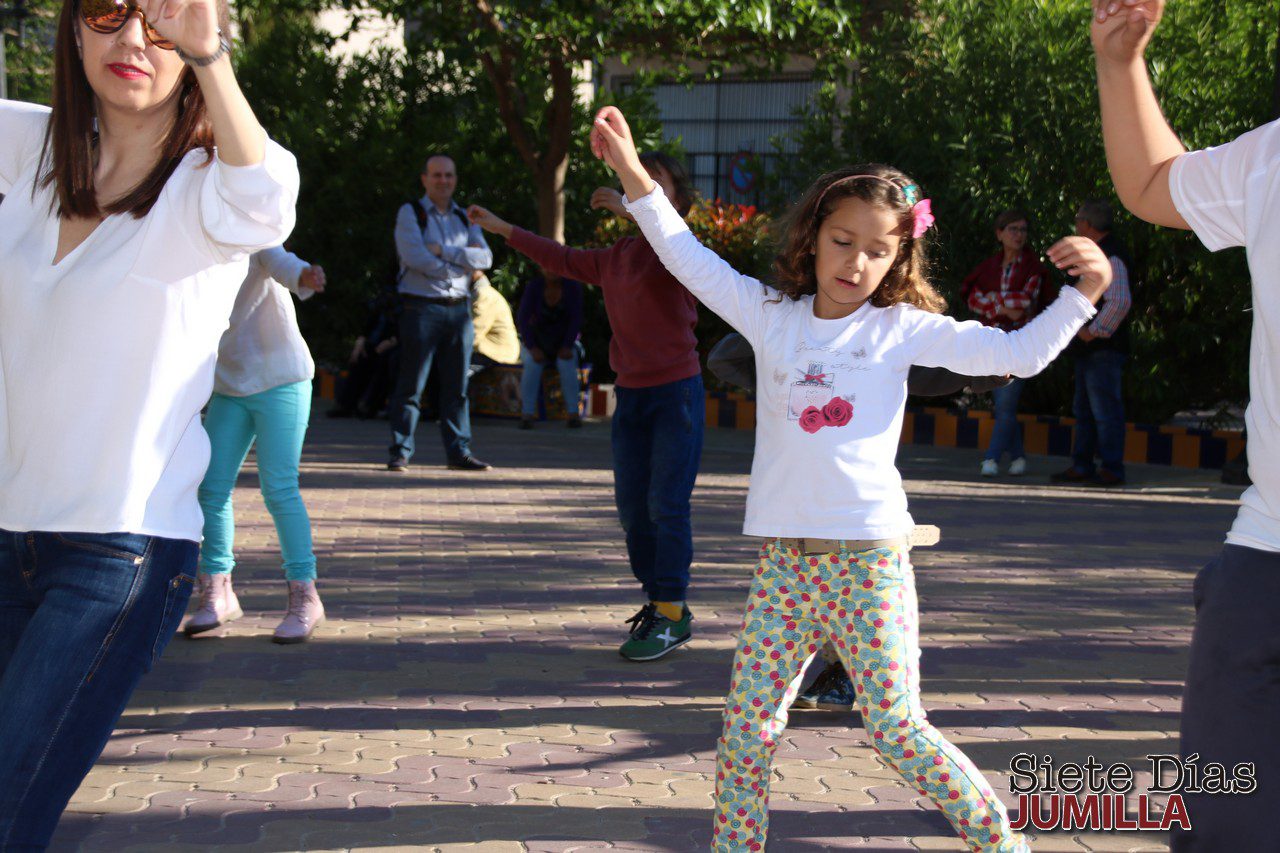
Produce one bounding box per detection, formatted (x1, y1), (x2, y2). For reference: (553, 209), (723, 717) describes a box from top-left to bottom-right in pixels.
(598, 57), (822, 205)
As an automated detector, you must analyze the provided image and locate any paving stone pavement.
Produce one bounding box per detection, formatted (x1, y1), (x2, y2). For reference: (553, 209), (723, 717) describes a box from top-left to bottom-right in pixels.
(48, 412), (1245, 852)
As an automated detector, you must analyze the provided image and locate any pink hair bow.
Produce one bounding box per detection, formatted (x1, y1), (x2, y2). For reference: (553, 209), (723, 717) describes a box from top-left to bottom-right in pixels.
(911, 199), (935, 239)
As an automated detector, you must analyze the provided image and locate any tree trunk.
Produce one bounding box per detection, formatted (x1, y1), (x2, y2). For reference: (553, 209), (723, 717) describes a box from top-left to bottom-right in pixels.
(535, 156), (569, 243)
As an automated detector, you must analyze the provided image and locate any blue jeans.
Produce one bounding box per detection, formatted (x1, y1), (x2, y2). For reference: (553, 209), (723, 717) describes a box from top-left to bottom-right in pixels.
(199, 381), (316, 582)
(612, 375), (705, 603)
(0, 531), (197, 849)
(984, 378), (1025, 462)
(520, 345), (581, 418)
(1071, 349), (1126, 477)
(389, 300), (474, 463)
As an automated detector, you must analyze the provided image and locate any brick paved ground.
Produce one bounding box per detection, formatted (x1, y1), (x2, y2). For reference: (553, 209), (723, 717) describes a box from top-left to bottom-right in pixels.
(49, 411), (1244, 852)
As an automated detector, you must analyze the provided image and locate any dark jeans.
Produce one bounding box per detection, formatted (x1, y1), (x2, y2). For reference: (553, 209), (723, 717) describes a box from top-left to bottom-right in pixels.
(1071, 349), (1126, 478)
(0, 530), (197, 849)
(612, 375), (705, 603)
(388, 300), (474, 463)
(985, 377), (1025, 462)
(1173, 544), (1280, 851)
(335, 347), (396, 416)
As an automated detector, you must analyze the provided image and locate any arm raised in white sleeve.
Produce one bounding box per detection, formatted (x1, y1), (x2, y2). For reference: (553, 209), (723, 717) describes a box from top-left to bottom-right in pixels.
(902, 286), (1096, 377)
(623, 185), (770, 345)
(195, 138), (300, 262)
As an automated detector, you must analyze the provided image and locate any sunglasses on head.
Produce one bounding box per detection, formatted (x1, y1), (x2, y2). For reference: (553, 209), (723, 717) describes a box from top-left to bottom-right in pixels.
(79, 0), (175, 50)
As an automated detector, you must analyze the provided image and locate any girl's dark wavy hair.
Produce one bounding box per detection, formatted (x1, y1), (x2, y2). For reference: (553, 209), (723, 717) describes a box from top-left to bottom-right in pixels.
(772, 163), (946, 314)
(37, 0), (231, 219)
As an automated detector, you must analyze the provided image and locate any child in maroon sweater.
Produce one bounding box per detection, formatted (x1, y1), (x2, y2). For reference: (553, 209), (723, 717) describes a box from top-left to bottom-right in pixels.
(468, 153), (703, 662)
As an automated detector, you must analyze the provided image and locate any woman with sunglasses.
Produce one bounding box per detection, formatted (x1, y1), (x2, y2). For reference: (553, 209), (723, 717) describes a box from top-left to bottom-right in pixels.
(0, 0), (297, 845)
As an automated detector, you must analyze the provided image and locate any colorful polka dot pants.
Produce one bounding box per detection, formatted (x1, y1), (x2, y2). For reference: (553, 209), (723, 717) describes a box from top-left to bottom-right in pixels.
(712, 541), (1028, 852)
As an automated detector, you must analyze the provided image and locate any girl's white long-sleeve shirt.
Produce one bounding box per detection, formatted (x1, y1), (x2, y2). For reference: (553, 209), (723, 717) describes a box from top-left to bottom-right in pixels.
(624, 186), (1095, 539)
(214, 246), (316, 397)
(0, 100), (299, 542)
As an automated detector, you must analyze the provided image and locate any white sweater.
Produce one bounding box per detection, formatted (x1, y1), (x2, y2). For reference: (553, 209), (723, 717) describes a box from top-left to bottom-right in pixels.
(0, 100), (299, 541)
(215, 246), (315, 397)
(624, 187), (1095, 539)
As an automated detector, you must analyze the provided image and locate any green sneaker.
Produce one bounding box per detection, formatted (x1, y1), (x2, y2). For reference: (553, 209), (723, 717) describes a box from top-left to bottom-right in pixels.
(619, 603), (692, 661)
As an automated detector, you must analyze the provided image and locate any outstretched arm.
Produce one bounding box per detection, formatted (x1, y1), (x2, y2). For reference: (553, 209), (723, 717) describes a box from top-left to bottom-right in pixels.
(906, 237), (1111, 377)
(1091, 0), (1189, 228)
(468, 204), (608, 286)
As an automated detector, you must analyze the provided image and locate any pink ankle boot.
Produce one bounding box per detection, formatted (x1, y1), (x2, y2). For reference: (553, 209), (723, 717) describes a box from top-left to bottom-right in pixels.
(182, 572), (242, 636)
(273, 580), (325, 644)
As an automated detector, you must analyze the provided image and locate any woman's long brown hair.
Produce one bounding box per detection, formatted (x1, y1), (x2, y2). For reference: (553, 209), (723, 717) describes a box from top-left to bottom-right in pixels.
(772, 164), (946, 314)
(37, 0), (229, 219)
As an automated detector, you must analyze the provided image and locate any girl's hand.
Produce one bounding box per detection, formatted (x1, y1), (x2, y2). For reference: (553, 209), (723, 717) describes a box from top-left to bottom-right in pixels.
(1046, 237), (1113, 304)
(590, 107), (654, 203)
(467, 205), (513, 238)
(1091, 0), (1164, 65)
(138, 0), (223, 58)
(299, 265), (326, 293)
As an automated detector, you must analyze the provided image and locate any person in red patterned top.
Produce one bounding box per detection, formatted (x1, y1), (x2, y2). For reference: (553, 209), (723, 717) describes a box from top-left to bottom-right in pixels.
(961, 210), (1050, 477)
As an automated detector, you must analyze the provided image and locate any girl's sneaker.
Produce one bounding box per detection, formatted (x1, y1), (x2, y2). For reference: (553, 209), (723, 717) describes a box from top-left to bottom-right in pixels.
(793, 661), (857, 711)
(980, 459), (999, 477)
(273, 580), (325, 644)
(183, 572), (242, 636)
(1008, 457), (1027, 476)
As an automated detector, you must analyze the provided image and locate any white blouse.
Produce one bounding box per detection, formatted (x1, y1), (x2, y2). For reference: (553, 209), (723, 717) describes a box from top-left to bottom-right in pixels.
(0, 99), (299, 541)
(215, 246), (316, 397)
(625, 186), (1095, 539)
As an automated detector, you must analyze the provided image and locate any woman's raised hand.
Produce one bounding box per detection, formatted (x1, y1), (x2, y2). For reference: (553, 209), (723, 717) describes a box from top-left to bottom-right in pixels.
(590, 107), (654, 204)
(467, 205), (513, 238)
(1091, 0), (1164, 64)
(1046, 236), (1113, 305)
(138, 0), (222, 58)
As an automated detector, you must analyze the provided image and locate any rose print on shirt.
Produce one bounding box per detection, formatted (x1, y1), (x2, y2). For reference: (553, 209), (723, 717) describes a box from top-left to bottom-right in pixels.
(798, 406), (826, 434)
(822, 396), (853, 427)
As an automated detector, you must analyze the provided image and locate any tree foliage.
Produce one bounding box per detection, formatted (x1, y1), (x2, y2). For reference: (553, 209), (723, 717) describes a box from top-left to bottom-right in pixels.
(772, 0), (1275, 423)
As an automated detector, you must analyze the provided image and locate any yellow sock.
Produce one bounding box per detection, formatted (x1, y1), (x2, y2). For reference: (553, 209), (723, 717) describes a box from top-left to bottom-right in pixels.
(655, 601), (685, 621)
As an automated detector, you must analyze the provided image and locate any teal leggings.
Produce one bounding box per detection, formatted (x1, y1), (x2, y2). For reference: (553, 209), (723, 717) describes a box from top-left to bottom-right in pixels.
(198, 380), (316, 581)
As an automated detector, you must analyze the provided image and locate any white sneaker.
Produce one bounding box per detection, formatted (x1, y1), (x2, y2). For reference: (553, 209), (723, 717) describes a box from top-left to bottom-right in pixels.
(980, 459), (999, 477)
(1008, 457), (1027, 476)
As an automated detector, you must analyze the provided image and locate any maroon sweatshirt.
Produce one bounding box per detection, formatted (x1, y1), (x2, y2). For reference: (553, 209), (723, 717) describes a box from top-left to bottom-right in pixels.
(508, 227), (701, 389)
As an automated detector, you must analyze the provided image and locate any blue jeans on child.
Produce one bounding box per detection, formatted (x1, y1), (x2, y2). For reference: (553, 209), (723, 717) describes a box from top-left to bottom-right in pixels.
(0, 531), (196, 848)
(1071, 349), (1126, 478)
(198, 380), (316, 581)
(611, 375), (705, 603)
(520, 345), (581, 418)
(984, 378), (1025, 462)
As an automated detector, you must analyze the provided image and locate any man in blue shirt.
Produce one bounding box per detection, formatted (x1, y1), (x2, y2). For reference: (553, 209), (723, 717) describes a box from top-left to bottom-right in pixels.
(388, 155), (494, 472)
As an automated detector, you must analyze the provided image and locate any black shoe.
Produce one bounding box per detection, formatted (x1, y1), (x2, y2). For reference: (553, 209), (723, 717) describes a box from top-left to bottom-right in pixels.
(1089, 469), (1126, 487)
(448, 455), (492, 471)
(1049, 466), (1091, 483)
(387, 456), (408, 472)
(519, 417), (535, 430)
(793, 661), (857, 711)
(567, 417), (583, 429)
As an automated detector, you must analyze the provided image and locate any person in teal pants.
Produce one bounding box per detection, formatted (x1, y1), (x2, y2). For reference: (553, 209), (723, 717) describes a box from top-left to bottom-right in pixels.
(184, 246), (327, 644)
